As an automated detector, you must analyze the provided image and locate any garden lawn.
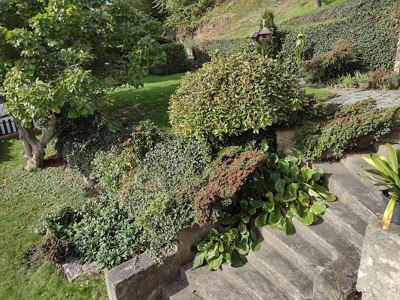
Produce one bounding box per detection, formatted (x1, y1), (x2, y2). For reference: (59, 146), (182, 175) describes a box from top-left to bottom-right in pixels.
(305, 87), (336, 102)
(111, 73), (184, 129)
(0, 140), (107, 300)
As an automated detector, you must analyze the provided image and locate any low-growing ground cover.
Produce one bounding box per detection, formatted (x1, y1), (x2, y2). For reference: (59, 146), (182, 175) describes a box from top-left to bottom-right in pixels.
(0, 141), (107, 299)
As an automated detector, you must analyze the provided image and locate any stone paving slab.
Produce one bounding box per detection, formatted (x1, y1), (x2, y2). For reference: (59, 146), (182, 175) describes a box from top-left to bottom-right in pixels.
(327, 89), (400, 108)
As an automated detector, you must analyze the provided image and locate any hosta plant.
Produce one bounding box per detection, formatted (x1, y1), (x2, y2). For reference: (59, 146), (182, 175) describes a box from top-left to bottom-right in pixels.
(361, 144), (400, 230)
(194, 154), (336, 270)
(193, 198), (261, 271)
(261, 155), (337, 234)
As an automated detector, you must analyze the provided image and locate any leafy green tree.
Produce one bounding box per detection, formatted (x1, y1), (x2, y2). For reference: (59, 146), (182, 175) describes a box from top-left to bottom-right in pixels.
(0, 0), (162, 170)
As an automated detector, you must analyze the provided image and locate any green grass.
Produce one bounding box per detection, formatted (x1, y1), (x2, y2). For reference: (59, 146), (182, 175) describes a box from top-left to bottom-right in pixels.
(0, 141), (107, 300)
(194, 0), (345, 41)
(305, 87), (336, 102)
(111, 73), (183, 130)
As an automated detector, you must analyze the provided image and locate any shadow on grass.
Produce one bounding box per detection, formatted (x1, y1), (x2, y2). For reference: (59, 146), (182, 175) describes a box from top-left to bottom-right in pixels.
(0, 140), (16, 163)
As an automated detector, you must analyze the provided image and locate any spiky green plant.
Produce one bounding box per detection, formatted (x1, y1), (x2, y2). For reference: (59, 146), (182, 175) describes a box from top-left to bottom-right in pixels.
(361, 144), (400, 230)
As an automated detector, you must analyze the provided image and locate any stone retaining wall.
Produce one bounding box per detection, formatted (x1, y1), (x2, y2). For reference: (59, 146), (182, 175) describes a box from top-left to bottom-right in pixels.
(105, 224), (213, 300)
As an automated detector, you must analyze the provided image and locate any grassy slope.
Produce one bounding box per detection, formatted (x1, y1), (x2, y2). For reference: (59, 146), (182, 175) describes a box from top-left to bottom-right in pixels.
(0, 141), (107, 300)
(193, 0), (345, 42)
(111, 73), (183, 129)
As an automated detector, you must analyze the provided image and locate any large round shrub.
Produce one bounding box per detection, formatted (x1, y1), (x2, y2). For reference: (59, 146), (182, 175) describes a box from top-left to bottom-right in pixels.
(169, 51), (306, 140)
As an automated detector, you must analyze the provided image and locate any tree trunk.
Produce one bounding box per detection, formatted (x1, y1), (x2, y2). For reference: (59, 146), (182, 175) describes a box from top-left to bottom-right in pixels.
(16, 115), (57, 170)
(315, 0), (322, 7)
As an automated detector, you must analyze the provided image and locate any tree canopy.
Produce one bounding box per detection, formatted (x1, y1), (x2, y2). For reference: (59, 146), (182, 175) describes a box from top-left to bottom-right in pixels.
(0, 0), (163, 169)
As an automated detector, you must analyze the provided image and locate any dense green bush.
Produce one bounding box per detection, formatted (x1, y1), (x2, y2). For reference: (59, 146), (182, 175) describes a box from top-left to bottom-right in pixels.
(192, 38), (248, 66)
(55, 114), (121, 177)
(294, 98), (400, 161)
(47, 122), (213, 268)
(329, 71), (367, 89)
(304, 39), (359, 82)
(170, 51), (307, 140)
(330, 69), (400, 90)
(281, 0), (400, 71)
(151, 43), (191, 75)
(92, 145), (135, 196)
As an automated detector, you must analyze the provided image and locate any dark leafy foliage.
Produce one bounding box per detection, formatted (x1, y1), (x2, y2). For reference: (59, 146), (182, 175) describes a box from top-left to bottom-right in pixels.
(151, 43), (191, 75)
(281, 0), (400, 72)
(42, 198), (142, 270)
(304, 39), (359, 82)
(294, 98), (400, 161)
(192, 38), (248, 67)
(194, 153), (336, 270)
(55, 114), (121, 177)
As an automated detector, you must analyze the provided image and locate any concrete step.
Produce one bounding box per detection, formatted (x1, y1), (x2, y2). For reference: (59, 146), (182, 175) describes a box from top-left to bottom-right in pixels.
(247, 242), (314, 300)
(327, 171), (381, 223)
(322, 200), (367, 250)
(259, 226), (333, 279)
(341, 154), (383, 198)
(222, 260), (288, 300)
(314, 162), (380, 223)
(162, 278), (203, 300)
(180, 263), (258, 300)
(293, 218), (359, 261)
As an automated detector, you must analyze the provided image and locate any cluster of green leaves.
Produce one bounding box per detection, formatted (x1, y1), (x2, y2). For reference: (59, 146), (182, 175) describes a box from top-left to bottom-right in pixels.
(304, 39), (359, 82)
(56, 120), (212, 266)
(155, 0), (220, 40)
(0, 0), (163, 127)
(194, 153), (336, 270)
(294, 98), (400, 161)
(170, 51), (307, 141)
(259, 155), (336, 233)
(55, 113), (121, 177)
(194, 198), (262, 270)
(330, 69), (400, 90)
(151, 43), (191, 75)
(281, 0), (400, 73)
(42, 197), (142, 270)
(329, 71), (367, 89)
(91, 144), (135, 195)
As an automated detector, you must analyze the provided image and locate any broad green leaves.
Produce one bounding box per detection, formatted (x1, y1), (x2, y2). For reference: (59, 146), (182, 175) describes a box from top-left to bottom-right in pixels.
(194, 154), (337, 271)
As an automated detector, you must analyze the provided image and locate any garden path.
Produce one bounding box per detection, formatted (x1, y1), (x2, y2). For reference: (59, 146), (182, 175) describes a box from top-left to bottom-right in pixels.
(327, 88), (400, 108)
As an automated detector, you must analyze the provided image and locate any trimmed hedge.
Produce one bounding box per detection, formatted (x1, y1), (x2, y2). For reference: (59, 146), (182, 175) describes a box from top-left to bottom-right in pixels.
(170, 51), (307, 140)
(192, 38), (249, 66)
(151, 43), (190, 75)
(281, 0), (400, 71)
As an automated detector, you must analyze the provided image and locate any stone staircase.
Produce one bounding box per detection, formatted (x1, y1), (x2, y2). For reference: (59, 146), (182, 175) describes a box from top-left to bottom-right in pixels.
(160, 145), (397, 300)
